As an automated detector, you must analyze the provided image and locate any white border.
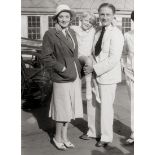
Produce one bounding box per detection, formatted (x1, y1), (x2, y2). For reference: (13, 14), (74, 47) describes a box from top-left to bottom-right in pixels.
(0, 0), (21, 155)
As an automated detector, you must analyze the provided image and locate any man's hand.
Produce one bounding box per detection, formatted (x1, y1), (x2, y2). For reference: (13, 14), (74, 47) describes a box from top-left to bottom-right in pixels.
(83, 65), (94, 75)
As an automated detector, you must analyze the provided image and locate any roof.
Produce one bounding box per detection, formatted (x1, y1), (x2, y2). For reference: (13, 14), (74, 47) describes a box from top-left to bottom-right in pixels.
(21, 0), (134, 14)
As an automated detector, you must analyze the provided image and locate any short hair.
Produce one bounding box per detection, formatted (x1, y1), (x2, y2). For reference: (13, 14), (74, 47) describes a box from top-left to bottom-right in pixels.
(131, 11), (134, 21)
(80, 11), (96, 26)
(98, 3), (116, 14)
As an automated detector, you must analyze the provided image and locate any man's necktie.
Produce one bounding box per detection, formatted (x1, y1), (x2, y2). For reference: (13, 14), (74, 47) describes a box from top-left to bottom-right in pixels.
(95, 27), (105, 56)
(65, 30), (74, 49)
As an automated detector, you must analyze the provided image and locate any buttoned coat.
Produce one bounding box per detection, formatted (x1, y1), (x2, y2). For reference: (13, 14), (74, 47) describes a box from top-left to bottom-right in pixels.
(93, 25), (124, 84)
(41, 27), (82, 83)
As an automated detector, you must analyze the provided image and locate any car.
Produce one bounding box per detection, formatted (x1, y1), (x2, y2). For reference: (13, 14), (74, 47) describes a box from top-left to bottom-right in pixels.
(21, 38), (52, 109)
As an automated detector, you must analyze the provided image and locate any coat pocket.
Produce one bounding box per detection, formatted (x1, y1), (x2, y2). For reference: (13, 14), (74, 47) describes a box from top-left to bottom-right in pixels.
(58, 64), (77, 80)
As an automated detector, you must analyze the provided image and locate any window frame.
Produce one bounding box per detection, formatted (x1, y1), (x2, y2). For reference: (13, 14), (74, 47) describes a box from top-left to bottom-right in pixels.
(48, 16), (55, 29)
(70, 16), (80, 26)
(27, 16), (41, 40)
(122, 17), (131, 34)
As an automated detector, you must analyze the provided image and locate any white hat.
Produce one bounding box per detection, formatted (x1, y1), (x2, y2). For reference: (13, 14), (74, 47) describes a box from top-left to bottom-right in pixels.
(53, 4), (75, 20)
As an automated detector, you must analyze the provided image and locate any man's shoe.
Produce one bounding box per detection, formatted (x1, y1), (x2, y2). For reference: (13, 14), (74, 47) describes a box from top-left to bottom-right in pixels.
(124, 138), (134, 145)
(96, 141), (109, 147)
(79, 134), (92, 140)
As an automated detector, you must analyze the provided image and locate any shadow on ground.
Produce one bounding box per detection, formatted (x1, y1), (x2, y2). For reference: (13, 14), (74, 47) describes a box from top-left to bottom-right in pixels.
(21, 94), (89, 140)
(113, 119), (134, 154)
(113, 119), (131, 138)
(22, 90), (56, 139)
(22, 97), (132, 143)
(71, 100), (88, 134)
(91, 145), (131, 155)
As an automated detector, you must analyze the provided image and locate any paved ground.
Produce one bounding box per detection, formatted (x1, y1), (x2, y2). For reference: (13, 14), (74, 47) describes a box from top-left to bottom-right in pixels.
(21, 82), (134, 155)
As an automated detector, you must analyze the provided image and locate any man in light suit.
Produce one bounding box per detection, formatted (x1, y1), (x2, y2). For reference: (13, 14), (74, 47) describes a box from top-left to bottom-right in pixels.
(84, 3), (124, 147)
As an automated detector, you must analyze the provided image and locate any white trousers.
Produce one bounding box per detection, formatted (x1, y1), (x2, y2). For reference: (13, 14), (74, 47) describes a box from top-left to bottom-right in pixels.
(87, 83), (117, 142)
(99, 84), (117, 142)
(87, 94), (100, 138)
(126, 76), (134, 137)
(86, 76), (100, 138)
(85, 73), (92, 100)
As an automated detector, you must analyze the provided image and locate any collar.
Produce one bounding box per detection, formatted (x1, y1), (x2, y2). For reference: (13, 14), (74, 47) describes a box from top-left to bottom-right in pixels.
(55, 27), (75, 53)
(97, 24), (113, 33)
(104, 24), (113, 31)
(61, 28), (68, 36)
(80, 26), (93, 33)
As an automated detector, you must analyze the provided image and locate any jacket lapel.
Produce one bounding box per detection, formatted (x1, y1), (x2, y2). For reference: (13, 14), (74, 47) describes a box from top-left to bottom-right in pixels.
(68, 28), (78, 50)
(93, 25), (114, 62)
(55, 28), (75, 53)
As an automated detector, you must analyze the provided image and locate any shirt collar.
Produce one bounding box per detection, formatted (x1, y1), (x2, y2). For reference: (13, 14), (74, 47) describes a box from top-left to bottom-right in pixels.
(62, 28), (68, 36)
(80, 26), (93, 33)
(104, 24), (113, 31)
(62, 27), (68, 32)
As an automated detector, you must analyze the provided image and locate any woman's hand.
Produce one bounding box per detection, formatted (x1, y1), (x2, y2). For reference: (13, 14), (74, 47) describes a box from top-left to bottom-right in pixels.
(62, 66), (66, 72)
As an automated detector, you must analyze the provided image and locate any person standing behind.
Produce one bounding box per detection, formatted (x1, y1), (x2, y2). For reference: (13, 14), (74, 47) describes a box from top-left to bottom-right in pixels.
(84, 3), (124, 147)
(122, 11), (134, 145)
(41, 4), (83, 150)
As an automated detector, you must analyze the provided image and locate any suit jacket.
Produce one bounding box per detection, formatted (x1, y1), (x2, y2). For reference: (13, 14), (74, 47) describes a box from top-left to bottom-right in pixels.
(41, 27), (82, 83)
(93, 25), (124, 84)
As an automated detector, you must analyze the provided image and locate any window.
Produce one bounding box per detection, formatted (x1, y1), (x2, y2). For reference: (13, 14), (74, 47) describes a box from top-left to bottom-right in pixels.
(48, 16), (55, 28)
(28, 16), (40, 39)
(70, 16), (79, 26)
(122, 17), (131, 33)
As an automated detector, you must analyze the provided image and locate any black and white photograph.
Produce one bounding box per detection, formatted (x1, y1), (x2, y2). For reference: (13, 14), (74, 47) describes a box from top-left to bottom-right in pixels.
(21, 0), (134, 154)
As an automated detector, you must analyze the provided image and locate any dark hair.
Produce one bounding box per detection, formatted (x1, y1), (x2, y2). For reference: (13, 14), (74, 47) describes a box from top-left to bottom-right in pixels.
(98, 3), (116, 14)
(131, 11), (134, 21)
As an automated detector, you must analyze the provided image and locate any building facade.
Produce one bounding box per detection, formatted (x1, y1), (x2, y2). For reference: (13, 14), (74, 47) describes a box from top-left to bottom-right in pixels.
(21, 0), (134, 40)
